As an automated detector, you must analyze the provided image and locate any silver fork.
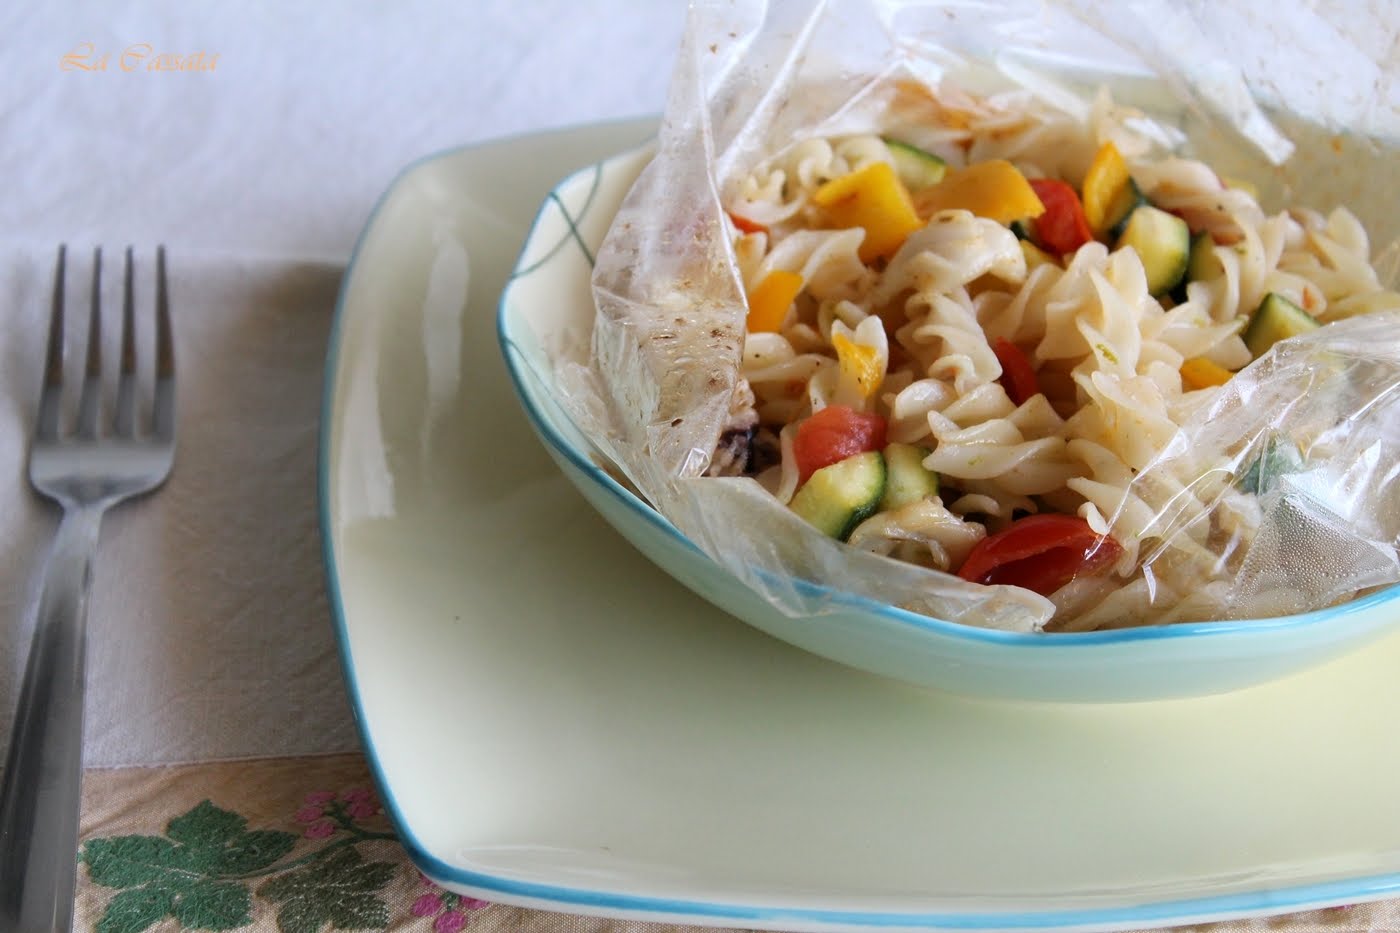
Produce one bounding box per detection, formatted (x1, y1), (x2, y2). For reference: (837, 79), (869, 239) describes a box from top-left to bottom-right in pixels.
(0, 246), (175, 932)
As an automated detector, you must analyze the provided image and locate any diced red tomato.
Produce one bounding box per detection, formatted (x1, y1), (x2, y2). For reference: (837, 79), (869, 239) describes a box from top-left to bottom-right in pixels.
(956, 514), (1122, 596)
(793, 405), (887, 486)
(728, 212), (768, 235)
(992, 337), (1039, 406)
(1026, 179), (1093, 255)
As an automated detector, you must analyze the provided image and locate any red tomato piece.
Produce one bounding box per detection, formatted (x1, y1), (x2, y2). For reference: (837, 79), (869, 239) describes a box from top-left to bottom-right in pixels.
(793, 405), (887, 486)
(728, 212), (768, 235)
(1026, 179), (1093, 255)
(957, 514), (1123, 596)
(992, 337), (1039, 406)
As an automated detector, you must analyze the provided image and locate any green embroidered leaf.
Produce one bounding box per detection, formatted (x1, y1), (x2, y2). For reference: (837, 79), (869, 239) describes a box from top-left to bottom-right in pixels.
(167, 800), (249, 847)
(82, 836), (181, 887)
(212, 829), (298, 876)
(95, 886), (176, 933)
(171, 879), (253, 931)
(259, 846), (394, 933)
(83, 795), (296, 896)
(272, 893), (389, 933)
(163, 800), (298, 877)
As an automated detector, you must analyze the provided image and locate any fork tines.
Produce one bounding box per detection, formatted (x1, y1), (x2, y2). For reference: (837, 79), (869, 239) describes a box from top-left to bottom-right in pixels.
(41, 244), (173, 442)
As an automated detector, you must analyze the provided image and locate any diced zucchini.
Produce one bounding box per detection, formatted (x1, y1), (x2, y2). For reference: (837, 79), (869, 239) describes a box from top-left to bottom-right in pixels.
(879, 443), (939, 511)
(1166, 233), (1219, 304)
(790, 450), (887, 541)
(1115, 205), (1190, 296)
(1186, 231), (1217, 282)
(1242, 292), (1320, 358)
(1238, 434), (1304, 495)
(1010, 219), (1032, 241)
(884, 139), (948, 192)
(1101, 177), (1149, 241)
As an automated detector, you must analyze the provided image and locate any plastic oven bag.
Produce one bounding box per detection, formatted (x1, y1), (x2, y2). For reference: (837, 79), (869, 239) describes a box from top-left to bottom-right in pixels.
(558, 0), (1400, 632)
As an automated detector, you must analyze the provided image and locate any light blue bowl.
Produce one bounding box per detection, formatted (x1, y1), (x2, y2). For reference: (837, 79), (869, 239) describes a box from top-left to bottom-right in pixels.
(497, 147), (1400, 703)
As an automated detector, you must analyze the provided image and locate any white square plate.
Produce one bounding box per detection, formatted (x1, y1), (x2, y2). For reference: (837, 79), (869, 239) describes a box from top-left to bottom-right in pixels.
(320, 121), (1400, 932)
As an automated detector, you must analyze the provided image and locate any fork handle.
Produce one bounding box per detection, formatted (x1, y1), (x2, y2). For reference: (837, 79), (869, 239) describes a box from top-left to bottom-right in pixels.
(0, 505), (103, 933)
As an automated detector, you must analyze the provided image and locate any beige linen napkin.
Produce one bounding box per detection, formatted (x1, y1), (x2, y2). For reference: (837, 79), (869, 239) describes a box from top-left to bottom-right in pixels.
(0, 246), (359, 767)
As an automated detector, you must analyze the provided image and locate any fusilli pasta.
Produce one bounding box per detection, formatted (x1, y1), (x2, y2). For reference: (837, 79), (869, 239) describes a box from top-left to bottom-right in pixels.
(720, 84), (1399, 629)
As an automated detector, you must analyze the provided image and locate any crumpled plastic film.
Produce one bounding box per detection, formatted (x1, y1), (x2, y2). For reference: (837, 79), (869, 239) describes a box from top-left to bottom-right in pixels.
(1051, 312), (1400, 630)
(558, 0), (1400, 632)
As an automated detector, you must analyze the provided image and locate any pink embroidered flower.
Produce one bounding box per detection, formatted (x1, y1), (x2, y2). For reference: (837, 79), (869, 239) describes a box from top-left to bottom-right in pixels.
(341, 787), (374, 803)
(411, 893), (443, 917)
(304, 818), (336, 839)
(409, 874), (491, 928)
(434, 911), (467, 933)
(346, 799), (379, 820)
(304, 790), (336, 806)
(293, 805), (324, 824)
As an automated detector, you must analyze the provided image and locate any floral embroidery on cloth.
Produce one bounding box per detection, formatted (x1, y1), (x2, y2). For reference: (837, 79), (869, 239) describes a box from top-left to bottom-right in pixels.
(80, 786), (490, 932)
(410, 875), (490, 933)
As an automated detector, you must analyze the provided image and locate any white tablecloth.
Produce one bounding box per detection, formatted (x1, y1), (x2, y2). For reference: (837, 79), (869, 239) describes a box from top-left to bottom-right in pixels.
(0, 1), (682, 767)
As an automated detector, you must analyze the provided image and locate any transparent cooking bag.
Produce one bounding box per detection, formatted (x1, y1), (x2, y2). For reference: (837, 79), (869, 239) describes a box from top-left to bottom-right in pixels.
(562, 0), (1400, 632)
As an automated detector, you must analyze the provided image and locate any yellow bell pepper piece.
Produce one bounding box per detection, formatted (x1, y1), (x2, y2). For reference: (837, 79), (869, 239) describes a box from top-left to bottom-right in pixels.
(812, 162), (923, 263)
(745, 270), (804, 333)
(832, 331), (884, 399)
(1180, 356), (1234, 390)
(911, 159), (1045, 225)
(1082, 141), (1131, 235)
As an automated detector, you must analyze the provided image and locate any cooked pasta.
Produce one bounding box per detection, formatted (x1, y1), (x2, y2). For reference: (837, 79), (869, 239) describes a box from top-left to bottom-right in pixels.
(718, 85), (1400, 628)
